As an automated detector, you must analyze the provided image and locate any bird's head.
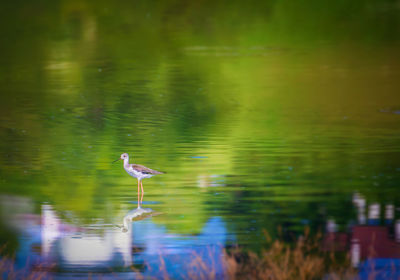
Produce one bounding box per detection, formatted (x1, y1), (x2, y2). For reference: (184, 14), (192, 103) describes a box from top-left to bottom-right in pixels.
(113, 153), (129, 163)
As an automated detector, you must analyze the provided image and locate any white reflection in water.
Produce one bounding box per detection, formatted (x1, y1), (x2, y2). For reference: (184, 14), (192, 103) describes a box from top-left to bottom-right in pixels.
(352, 192), (366, 225)
(60, 232), (131, 267)
(41, 205), (149, 268)
(197, 174), (226, 188)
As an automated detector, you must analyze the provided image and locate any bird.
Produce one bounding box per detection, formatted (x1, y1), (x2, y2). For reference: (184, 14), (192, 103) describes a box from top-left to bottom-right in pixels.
(113, 153), (164, 208)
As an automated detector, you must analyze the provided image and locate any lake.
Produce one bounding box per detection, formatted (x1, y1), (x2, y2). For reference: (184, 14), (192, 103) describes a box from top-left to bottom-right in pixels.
(0, 1), (400, 279)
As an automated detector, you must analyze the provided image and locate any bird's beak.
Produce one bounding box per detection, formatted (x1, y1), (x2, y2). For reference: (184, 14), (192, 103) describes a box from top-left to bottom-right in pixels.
(112, 158), (122, 163)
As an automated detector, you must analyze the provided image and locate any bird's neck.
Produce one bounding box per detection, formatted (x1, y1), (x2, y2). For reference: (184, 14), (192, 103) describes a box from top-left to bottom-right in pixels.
(122, 217), (130, 231)
(123, 157), (130, 168)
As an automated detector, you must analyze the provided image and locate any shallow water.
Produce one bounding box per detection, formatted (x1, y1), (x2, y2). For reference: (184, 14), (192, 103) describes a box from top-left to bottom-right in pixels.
(0, 1), (400, 278)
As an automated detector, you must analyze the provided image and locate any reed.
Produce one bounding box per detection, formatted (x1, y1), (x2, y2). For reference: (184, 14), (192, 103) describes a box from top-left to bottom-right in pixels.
(223, 228), (357, 280)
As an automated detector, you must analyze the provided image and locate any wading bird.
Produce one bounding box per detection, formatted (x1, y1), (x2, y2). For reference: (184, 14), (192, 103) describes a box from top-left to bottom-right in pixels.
(113, 153), (164, 208)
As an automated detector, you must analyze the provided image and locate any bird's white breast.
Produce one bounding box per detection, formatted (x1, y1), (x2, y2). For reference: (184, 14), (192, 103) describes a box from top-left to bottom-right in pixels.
(124, 166), (153, 180)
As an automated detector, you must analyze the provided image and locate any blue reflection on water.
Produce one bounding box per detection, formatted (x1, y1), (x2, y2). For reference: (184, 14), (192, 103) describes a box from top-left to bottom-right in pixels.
(359, 259), (400, 280)
(8, 202), (233, 279)
(131, 216), (232, 279)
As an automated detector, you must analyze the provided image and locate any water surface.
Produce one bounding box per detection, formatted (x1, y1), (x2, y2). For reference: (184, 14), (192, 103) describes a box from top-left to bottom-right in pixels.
(0, 1), (400, 278)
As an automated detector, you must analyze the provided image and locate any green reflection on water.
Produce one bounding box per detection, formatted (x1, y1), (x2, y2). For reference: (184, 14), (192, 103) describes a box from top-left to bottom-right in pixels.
(0, 0), (400, 248)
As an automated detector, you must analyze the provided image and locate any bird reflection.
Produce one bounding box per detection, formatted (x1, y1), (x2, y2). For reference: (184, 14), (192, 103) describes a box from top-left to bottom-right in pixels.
(119, 207), (154, 232)
(118, 191), (159, 232)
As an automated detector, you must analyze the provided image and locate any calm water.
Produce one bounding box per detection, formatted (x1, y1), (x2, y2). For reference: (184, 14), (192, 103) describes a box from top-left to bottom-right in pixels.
(1, 1), (400, 278)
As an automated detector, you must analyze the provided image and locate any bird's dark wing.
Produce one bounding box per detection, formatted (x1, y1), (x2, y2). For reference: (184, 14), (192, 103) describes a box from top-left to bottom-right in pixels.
(132, 164), (164, 175)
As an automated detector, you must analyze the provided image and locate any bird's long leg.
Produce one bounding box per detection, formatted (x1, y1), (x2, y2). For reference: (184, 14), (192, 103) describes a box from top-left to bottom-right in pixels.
(137, 180), (140, 209)
(140, 181), (144, 205)
(140, 186), (144, 205)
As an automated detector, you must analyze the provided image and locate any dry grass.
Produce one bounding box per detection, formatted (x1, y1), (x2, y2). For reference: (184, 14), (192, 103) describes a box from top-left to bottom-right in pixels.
(0, 255), (51, 280)
(223, 228), (357, 280)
